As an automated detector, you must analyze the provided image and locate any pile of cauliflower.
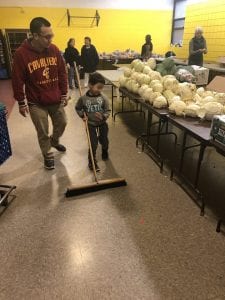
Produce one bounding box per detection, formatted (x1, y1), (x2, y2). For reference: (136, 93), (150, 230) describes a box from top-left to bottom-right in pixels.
(119, 58), (225, 120)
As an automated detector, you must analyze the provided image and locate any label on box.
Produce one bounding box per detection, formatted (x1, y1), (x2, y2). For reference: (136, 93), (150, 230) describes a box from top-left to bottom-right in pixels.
(191, 65), (209, 85)
(211, 115), (225, 145)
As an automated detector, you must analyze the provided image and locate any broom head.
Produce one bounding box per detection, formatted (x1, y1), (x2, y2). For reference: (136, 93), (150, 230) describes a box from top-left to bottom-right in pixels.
(65, 178), (127, 197)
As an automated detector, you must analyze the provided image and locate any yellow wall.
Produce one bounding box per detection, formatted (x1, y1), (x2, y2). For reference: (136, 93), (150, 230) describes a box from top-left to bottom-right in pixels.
(173, 0), (225, 62)
(0, 7), (172, 55)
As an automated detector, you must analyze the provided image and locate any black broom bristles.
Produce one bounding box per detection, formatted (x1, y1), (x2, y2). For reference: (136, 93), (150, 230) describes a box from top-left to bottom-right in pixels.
(65, 178), (127, 197)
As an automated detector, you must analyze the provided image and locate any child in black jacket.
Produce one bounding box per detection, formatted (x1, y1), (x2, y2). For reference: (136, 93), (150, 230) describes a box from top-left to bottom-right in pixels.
(76, 73), (110, 172)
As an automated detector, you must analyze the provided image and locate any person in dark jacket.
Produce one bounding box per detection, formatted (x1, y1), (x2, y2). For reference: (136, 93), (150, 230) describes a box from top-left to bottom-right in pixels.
(64, 38), (80, 89)
(81, 37), (99, 87)
(188, 27), (207, 66)
(141, 34), (153, 61)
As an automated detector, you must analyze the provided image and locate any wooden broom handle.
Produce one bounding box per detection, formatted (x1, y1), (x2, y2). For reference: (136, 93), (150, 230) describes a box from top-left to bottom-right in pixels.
(74, 62), (99, 183)
(84, 115), (98, 183)
(74, 62), (83, 96)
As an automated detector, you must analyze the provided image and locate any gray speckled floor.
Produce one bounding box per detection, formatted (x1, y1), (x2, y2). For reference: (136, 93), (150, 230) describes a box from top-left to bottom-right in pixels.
(1, 85), (225, 300)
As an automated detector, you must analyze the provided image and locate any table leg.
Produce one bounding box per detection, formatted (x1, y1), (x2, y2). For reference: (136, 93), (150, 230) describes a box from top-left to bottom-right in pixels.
(216, 219), (222, 233)
(147, 110), (153, 145)
(179, 131), (187, 173)
(136, 108), (152, 148)
(199, 194), (205, 216)
(156, 119), (163, 154)
(121, 94), (124, 112)
(194, 144), (206, 189)
(111, 85), (114, 117)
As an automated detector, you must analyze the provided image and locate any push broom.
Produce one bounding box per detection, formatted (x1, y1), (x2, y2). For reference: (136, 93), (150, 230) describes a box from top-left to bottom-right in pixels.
(65, 63), (127, 197)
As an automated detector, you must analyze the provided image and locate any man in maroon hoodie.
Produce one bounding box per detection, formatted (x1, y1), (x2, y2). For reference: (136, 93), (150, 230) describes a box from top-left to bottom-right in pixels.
(12, 17), (68, 170)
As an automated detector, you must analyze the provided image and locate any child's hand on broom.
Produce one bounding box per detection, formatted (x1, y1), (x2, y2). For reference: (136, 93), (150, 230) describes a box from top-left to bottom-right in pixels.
(83, 114), (88, 122)
(95, 112), (103, 120)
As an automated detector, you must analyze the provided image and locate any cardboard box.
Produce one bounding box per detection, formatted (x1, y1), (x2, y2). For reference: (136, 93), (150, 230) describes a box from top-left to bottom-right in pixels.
(208, 77), (225, 140)
(207, 76), (225, 93)
(211, 115), (225, 145)
(191, 65), (209, 86)
(218, 56), (225, 66)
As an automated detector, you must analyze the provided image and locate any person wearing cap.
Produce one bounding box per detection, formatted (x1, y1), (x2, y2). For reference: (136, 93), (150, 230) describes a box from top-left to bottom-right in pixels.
(141, 34), (153, 61)
(188, 27), (207, 66)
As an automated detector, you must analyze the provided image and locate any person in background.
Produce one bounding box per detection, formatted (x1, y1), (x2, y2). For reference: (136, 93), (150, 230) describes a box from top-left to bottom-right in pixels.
(188, 27), (207, 66)
(12, 17), (68, 170)
(64, 38), (80, 89)
(81, 37), (99, 88)
(165, 51), (176, 58)
(75, 73), (110, 172)
(141, 34), (153, 61)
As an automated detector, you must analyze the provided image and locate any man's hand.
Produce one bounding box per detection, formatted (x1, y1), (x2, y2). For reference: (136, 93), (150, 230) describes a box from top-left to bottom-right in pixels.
(19, 105), (29, 117)
(61, 95), (68, 107)
(95, 112), (103, 120)
(67, 63), (70, 69)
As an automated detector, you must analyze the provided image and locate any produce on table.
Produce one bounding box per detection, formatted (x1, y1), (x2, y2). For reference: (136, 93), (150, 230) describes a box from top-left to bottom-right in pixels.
(143, 66), (152, 74)
(179, 82), (196, 101)
(142, 74), (151, 85)
(197, 102), (224, 120)
(138, 84), (149, 96)
(201, 96), (214, 104)
(99, 50), (140, 60)
(131, 72), (140, 81)
(149, 71), (162, 81)
(214, 93), (225, 105)
(118, 76), (128, 87)
(153, 96), (167, 109)
(163, 90), (176, 105)
(202, 90), (214, 98)
(162, 75), (179, 93)
(150, 80), (161, 88)
(172, 95), (181, 102)
(193, 93), (202, 103)
(134, 61), (145, 72)
(119, 57), (225, 120)
(184, 104), (201, 117)
(142, 88), (154, 102)
(152, 92), (162, 103)
(169, 100), (187, 116)
(196, 87), (205, 97)
(174, 65), (195, 83)
(146, 58), (157, 70)
(152, 83), (163, 93)
(131, 59), (141, 69)
(156, 58), (176, 76)
(124, 67), (133, 78)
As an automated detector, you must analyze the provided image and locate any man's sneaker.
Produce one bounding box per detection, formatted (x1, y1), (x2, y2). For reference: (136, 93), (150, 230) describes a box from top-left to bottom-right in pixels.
(102, 149), (109, 161)
(88, 161), (100, 172)
(51, 143), (66, 152)
(44, 158), (55, 170)
(50, 137), (66, 152)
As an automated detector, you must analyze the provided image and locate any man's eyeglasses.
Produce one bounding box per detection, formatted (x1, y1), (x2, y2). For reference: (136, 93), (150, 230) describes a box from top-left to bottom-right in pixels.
(38, 33), (54, 40)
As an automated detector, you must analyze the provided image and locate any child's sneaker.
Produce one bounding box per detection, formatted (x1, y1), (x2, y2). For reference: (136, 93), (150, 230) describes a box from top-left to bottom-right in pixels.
(88, 161), (100, 172)
(44, 158), (55, 170)
(102, 149), (109, 161)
